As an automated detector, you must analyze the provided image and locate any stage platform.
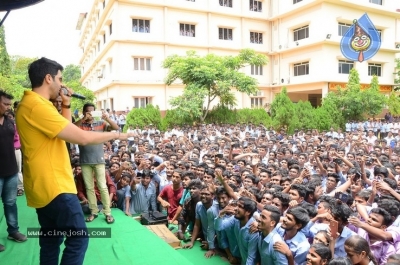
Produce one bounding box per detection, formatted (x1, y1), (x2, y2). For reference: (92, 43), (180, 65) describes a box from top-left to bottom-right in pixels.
(0, 195), (230, 265)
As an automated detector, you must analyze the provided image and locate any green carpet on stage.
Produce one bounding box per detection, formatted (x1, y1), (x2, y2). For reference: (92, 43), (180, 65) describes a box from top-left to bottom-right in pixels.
(0, 195), (230, 265)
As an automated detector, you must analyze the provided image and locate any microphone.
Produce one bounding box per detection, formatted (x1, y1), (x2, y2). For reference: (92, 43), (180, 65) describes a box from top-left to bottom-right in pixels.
(61, 87), (86, 100)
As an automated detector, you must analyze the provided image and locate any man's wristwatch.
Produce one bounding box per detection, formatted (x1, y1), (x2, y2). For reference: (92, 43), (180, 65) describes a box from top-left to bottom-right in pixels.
(62, 104), (71, 109)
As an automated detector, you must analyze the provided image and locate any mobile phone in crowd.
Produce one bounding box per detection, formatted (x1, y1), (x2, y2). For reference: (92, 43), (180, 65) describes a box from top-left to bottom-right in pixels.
(234, 165), (240, 171)
(329, 220), (339, 239)
(334, 192), (350, 203)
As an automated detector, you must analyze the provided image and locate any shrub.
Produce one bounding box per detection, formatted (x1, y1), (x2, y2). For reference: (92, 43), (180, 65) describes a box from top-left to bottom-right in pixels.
(124, 104), (162, 131)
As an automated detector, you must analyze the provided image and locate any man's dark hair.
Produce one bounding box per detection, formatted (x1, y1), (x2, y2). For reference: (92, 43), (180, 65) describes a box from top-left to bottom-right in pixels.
(245, 174), (257, 185)
(383, 178), (397, 190)
(301, 202), (317, 218)
(374, 166), (389, 179)
(238, 197), (257, 217)
(327, 173), (340, 183)
(187, 179), (203, 190)
(378, 199), (400, 221)
(263, 205), (281, 227)
(0, 90), (14, 101)
(216, 187), (230, 198)
(272, 192), (290, 208)
(286, 207), (310, 230)
(83, 103), (96, 113)
(28, 57), (64, 89)
(331, 202), (352, 223)
(370, 207), (392, 227)
(290, 184), (307, 199)
(182, 171), (196, 180)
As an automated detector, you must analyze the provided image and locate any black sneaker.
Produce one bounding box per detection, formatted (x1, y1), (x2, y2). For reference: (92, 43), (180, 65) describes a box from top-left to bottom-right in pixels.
(0, 244), (4, 252)
(7, 232), (27, 243)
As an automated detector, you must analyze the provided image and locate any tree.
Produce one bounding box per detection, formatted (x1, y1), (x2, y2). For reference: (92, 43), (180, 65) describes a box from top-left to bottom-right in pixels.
(291, 101), (317, 130)
(269, 87), (295, 131)
(64, 80), (95, 113)
(317, 94), (345, 130)
(163, 49), (268, 122)
(0, 26), (11, 76)
(394, 58), (400, 91)
(387, 92), (400, 116)
(339, 68), (364, 121)
(362, 76), (386, 117)
(63, 64), (81, 82)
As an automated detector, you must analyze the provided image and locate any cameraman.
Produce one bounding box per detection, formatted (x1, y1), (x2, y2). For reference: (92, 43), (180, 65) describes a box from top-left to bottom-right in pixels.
(74, 103), (120, 224)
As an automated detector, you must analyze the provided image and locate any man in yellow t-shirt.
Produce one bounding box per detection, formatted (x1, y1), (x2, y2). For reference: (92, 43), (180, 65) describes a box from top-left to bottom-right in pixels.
(16, 57), (135, 265)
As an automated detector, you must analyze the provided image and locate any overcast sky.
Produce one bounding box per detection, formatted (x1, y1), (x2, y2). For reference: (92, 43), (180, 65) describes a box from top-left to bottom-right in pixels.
(2, 0), (93, 66)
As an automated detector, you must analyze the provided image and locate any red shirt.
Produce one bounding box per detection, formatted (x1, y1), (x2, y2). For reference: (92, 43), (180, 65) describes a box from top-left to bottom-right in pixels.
(159, 185), (183, 220)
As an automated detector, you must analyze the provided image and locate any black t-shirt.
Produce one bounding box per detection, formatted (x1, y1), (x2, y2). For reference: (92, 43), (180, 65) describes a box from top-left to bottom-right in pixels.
(0, 116), (18, 177)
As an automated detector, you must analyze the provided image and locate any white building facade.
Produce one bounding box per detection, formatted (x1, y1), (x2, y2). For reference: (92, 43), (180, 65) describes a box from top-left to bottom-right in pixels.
(78, 0), (400, 112)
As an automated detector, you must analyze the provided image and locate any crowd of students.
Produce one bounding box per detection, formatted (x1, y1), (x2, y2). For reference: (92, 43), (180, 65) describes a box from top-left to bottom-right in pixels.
(66, 120), (400, 265)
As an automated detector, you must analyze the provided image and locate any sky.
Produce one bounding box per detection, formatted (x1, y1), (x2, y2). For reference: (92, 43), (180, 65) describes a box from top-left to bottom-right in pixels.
(2, 0), (93, 66)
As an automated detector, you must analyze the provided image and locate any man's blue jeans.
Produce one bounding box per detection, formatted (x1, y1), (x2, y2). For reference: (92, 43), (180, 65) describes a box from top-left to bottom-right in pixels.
(0, 173), (19, 235)
(36, 193), (89, 265)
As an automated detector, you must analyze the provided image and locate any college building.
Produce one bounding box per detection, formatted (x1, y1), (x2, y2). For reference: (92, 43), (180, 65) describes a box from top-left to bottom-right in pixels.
(77, 0), (400, 112)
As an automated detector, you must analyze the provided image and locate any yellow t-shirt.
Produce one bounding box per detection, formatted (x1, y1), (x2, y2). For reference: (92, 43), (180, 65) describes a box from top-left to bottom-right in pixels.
(16, 91), (76, 208)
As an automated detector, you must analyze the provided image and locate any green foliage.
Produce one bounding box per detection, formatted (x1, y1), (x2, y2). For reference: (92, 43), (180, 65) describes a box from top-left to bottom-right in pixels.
(395, 58), (400, 92)
(291, 101), (317, 130)
(0, 26), (11, 76)
(363, 76), (387, 117)
(125, 104), (162, 132)
(205, 105), (237, 124)
(387, 92), (400, 116)
(269, 87), (295, 131)
(338, 68), (364, 121)
(0, 74), (25, 100)
(235, 108), (271, 126)
(63, 64), (81, 82)
(163, 49), (268, 122)
(161, 108), (194, 131)
(64, 80), (96, 113)
(9, 55), (36, 88)
(203, 105), (271, 126)
(318, 94), (345, 129)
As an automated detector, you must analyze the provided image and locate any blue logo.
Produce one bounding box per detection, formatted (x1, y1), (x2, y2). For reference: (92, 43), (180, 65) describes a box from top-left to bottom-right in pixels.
(340, 13), (381, 62)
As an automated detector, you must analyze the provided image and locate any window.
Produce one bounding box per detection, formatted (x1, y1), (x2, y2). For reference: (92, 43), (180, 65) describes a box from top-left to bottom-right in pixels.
(338, 22), (351, 36)
(219, 28), (233, 40)
(109, 23), (112, 35)
(294, 62), (309, 76)
(369, 0), (382, 5)
(102, 0), (105, 9)
(250, 32), (263, 44)
(368, 63), (382, 76)
(249, 0), (262, 12)
(132, 19), (150, 33)
(293, 25), (309, 41)
(134, 97), (151, 108)
(338, 60), (354, 74)
(133, 57), (151, 71)
(251, 65), (263, 75)
(293, 0), (303, 3)
(251, 98), (263, 107)
(103, 34), (106, 44)
(219, 0), (232, 7)
(186, 0), (195, 1)
(180, 24), (195, 37)
(97, 42), (100, 52)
